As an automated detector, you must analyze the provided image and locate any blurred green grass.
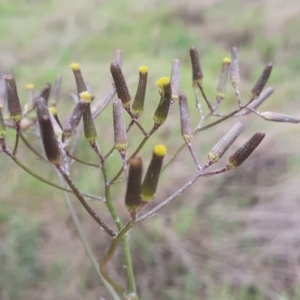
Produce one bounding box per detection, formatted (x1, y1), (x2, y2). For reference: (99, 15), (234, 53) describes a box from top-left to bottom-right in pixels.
(1, 0), (300, 299)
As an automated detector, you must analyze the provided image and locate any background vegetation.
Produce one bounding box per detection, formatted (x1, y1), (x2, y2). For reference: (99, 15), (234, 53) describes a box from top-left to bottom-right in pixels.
(1, 0), (300, 299)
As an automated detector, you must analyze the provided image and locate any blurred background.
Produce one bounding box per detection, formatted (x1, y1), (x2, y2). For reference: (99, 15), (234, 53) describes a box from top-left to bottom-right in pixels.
(1, 0), (300, 299)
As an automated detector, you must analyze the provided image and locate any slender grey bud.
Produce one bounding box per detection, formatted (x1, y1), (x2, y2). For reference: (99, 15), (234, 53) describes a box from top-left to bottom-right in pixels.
(190, 46), (203, 86)
(208, 122), (245, 164)
(260, 111), (299, 124)
(64, 91), (91, 139)
(110, 61), (131, 109)
(227, 132), (265, 169)
(5, 75), (22, 123)
(69, 63), (88, 94)
(230, 47), (240, 87)
(250, 63), (273, 101)
(36, 97), (61, 165)
(170, 59), (180, 103)
(179, 93), (193, 143)
(216, 57), (231, 101)
(113, 98), (128, 151)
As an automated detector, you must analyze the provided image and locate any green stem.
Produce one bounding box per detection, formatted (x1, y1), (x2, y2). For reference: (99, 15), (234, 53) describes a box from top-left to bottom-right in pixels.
(66, 150), (100, 168)
(100, 222), (138, 299)
(12, 123), (20, 155)
(101, 159), (138, 298)
(59, 174), (122, 300)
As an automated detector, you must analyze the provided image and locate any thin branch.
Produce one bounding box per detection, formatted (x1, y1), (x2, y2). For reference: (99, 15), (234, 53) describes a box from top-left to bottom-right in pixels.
(58, 165), (116, 237)
(1, 142), (104, 201)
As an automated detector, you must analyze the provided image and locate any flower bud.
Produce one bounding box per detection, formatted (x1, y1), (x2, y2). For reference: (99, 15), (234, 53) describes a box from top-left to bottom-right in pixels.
(179, 93), (193, 143)
(0, 76), (6, 109)
(48, 106), (63, 140)
(141, 144), (166, 202)
(250, 63), (273, 101)
(132, 65), (148, 118)
(246, 86), (274, 111)
(69, 62), (87, 94)
(0, 108), (6, 140)
(190, 46), (203, 86)
(83, 104), (98, 143)
(230, 47), (240, 87)
(227, 132), (265, 169)
(170, 59), (180, 103)
(113, 98), (128, 151)
(216, 57), (230, 101)
(110, 61), (131, 109)
(260, 111), (299, 124)
(64, 91), (92, 139)
(153, 77), (172, 126)
(125, 157), (142, 213)
(208, 122), (245, 164)
(36, 97), (61, 165)
(5, 75), (22, 123)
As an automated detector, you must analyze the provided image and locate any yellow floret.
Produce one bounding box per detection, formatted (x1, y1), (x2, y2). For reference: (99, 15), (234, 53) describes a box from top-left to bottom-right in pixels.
(139, 65), (148, 74)
(223, 57), (231, 64)
(79, 91), (92, 102)
(69, 62), (80, 70)
(48, 106), (57, 116)
(25, 83), (34, 90)
(153, 144), (167, 157)
(156, 77), (170, 87)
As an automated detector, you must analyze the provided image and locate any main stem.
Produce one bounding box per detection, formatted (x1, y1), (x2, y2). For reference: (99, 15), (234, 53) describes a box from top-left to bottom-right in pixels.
(101, 162), (138, 298)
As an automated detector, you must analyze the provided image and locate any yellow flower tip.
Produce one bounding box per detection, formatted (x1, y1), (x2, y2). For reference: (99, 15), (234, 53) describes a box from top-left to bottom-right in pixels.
(223, 57), (231, 64)
(69, 62), (80, 70)
(79, 91), (92, 102)
(139, 65), (148, 74)
(48, 106), (57, 116)
(153, 144), (167, 157)
(156, 77), (170, 87)
(25, 83), (34, 90)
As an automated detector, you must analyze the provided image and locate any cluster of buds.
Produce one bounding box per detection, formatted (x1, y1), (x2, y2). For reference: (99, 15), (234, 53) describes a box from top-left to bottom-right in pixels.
(0, 45), (298, 228)
(1, 46), (299, 299)
(125, 144), (167, 221)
